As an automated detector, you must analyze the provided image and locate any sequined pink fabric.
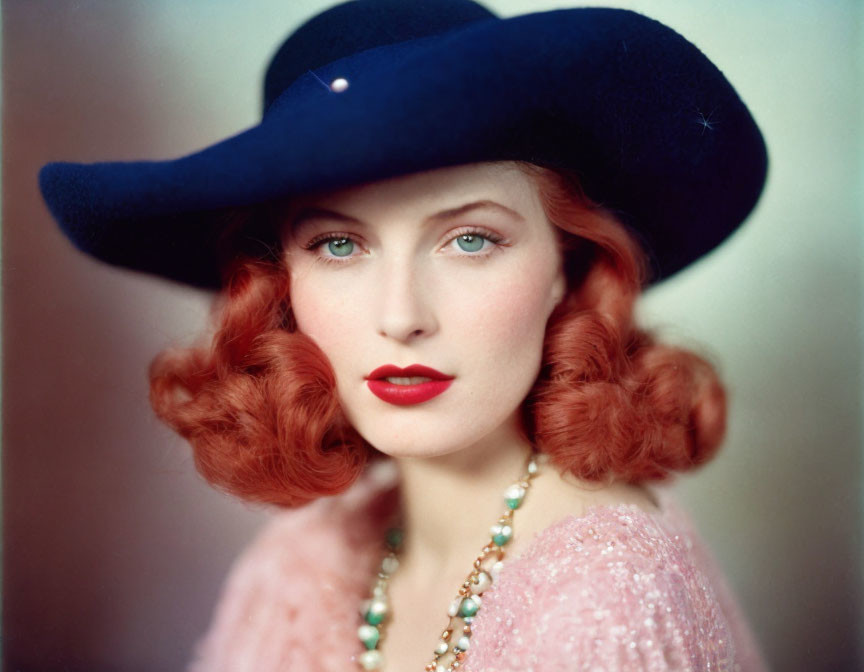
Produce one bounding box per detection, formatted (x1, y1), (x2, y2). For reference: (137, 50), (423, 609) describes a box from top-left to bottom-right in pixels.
(187, 462), (768, 671)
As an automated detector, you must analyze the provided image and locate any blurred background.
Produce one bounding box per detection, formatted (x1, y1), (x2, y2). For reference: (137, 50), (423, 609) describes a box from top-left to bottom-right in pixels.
(3, 0), (862, 670)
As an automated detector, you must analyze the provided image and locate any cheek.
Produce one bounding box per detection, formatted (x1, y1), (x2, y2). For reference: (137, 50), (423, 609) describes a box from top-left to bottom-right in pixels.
(289, 274), (367, 362)
(441, 262), (558, 408)
(451, 260), (557, 348)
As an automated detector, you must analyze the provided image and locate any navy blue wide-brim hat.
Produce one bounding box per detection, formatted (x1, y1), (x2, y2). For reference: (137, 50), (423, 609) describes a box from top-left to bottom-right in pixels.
(38, 0), (768, 290)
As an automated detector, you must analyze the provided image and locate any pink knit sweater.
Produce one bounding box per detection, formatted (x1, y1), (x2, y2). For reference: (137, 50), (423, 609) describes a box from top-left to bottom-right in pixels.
(188, 462), (768, 671)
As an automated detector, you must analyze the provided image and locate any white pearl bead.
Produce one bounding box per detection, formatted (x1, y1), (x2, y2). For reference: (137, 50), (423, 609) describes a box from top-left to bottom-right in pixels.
(448, 597), (462, 617)
(358, 649), (382, 670)
(504, 484), (526, 500)
(470, 570), (492, 594)
(330, 77), (349, 92)
(457, 635), (471, 651)
(357, 623), (378, 641)
(490, 523), (512, 539)
(381, 555), (399, 574)
(359, 598), (371, 616)
(528, 458), (538, 474)
(369, 598), (388, 618)
(490, 560), (504, 581)
(435, 640), (449, 655)
(435, 665), (448, 672)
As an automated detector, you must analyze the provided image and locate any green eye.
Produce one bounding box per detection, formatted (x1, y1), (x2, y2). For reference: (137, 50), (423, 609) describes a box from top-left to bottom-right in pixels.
(328, 237), (354, 257)
(456, 234), (485, 252)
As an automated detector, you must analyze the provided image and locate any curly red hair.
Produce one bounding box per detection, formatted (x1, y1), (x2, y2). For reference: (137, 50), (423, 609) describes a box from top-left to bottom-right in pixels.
(149, 162), (727, 507)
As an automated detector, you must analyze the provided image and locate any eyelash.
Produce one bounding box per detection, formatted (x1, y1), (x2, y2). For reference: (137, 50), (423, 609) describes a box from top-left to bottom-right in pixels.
(302, 226), (509, 265)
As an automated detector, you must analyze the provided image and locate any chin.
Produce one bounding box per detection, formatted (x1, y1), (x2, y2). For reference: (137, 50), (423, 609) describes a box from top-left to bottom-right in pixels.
(355, 411), (519, 463)
(361, 430), (470, 460)
(351, 413), (473, 457)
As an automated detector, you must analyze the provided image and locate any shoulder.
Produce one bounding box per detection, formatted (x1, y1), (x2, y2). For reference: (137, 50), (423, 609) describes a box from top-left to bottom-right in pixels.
(543, 503), (737, 667)
(467, 491), (755, 672)
(186, 461), (398, 672)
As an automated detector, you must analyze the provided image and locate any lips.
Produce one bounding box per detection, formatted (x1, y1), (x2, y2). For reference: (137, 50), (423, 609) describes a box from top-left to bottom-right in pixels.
(366, 364), (454, 381)
(365, 363), (455, 406)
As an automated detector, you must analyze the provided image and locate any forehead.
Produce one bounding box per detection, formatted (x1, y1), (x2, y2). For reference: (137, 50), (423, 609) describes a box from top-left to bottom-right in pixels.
(283, 161), (541, 222)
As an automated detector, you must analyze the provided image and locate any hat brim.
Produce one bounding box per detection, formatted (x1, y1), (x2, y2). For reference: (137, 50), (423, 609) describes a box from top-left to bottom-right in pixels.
(38, 7), (768, 289)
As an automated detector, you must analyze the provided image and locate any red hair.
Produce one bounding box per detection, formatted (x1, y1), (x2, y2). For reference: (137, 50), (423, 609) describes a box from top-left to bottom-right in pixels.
(517, 163), (726, 485)
(149, 162), (726, 507)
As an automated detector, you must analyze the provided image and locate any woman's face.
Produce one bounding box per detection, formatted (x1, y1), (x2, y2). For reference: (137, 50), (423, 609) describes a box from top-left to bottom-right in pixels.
(281, 162), (566, 458)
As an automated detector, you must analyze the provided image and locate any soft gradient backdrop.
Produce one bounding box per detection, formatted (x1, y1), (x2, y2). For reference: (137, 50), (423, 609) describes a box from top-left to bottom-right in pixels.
(4, 1), (862, 670)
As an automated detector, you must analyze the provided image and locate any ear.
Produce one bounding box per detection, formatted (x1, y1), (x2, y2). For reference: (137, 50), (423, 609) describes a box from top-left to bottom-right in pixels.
(551, 266), (567, 308)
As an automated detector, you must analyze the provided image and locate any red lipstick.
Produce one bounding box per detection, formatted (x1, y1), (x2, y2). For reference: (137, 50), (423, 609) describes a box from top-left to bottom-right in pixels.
(365, 364), (455, 406)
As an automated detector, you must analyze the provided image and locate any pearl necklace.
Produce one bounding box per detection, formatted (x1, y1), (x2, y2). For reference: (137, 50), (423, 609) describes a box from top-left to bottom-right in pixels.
(355, 452), (540, 671)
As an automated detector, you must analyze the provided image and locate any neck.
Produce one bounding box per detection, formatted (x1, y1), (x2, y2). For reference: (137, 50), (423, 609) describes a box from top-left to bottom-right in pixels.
(391, 416), (536, 580)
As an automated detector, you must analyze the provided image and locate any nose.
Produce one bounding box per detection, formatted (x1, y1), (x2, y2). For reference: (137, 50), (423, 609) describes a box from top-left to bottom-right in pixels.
(375, 257), (438, 343)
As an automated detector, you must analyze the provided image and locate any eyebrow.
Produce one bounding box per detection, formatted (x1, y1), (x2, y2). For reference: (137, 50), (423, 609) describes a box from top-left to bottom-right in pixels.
(290, 199), (524, 229)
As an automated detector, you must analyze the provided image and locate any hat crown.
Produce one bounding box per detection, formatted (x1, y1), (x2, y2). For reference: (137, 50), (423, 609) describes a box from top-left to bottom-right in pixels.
(262, 0), (496, 114)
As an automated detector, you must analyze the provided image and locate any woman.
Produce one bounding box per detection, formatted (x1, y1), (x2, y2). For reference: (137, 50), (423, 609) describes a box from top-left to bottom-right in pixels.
(38, 1), (769, 669)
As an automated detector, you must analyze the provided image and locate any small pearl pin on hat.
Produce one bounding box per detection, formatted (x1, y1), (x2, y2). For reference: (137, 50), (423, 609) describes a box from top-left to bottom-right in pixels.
(330, 77), (350, 93)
